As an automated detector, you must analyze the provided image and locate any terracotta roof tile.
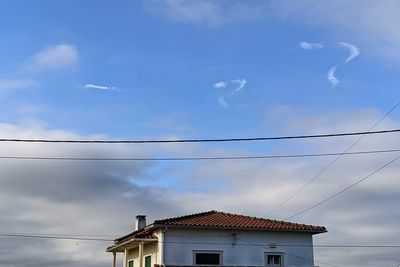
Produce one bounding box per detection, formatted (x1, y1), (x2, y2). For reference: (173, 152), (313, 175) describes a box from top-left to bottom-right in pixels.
(154, 210), (326, 233)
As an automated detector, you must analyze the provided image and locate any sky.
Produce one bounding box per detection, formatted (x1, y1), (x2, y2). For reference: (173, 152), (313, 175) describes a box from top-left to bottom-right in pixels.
(0, 0), (400, 266)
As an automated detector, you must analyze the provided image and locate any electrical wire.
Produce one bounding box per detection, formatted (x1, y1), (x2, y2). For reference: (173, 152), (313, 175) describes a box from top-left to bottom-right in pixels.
(0, 148), (399, 161)
(267, 100), (400, 216)
(1, 232), (400, 248)
(0, 129), (399, 144)
(284, 153), (400, 220)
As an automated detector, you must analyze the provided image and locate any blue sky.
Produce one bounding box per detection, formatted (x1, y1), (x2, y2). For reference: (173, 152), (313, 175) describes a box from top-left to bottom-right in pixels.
(1, 1), (400, 267)
(2, 0), (399, 138)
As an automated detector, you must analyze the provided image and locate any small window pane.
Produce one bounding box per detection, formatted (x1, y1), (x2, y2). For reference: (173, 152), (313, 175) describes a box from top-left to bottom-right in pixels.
(195, 253), (220, 265)
(145, 256), (151, 267)
(128, 260), (134, 267)
(267, 255), (282, 266)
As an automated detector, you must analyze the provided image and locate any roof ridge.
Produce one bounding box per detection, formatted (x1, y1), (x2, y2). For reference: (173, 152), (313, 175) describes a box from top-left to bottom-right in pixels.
(154, 210), (217, 224)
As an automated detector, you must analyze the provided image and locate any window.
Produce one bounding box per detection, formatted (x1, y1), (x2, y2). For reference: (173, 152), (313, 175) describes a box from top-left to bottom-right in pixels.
(193, 251), (222, 265)
(266, 253), (284, 267)
(128, 260), (134, 267)
(145, 255), (151, 267)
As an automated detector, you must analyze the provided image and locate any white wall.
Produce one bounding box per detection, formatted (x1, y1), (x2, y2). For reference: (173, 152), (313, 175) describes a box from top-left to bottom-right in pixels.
(163, 228), (315, 267)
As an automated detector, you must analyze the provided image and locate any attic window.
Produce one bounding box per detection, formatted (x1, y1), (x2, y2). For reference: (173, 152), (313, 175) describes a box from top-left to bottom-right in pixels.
(193, 251), (222, 265)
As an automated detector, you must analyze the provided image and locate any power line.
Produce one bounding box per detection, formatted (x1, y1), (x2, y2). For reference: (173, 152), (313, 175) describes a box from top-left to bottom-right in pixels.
(0, 233), (113, 242)
(284, 153), (400, 220)
(0, 129), (399, 144)
(0, 148), (400, 161)
(267, 100), (400, 216)
(1, 233), (399, 249)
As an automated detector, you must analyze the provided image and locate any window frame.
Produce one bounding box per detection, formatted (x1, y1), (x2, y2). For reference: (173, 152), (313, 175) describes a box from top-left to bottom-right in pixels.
(193, 250), (223, 266)
(265, 252), (284, 267)
(128, 259), (134, 267)
(144, 254), (152, 267)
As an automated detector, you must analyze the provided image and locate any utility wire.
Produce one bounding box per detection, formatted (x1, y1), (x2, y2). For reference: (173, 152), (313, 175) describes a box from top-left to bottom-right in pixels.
(267, 101), (400, 216)
(284, 153), (400, 220)
(1, 233), (399, 248)
(1, 148), (400, 161)
(0, 233), (113, 242)
(0, 129), (399, 144)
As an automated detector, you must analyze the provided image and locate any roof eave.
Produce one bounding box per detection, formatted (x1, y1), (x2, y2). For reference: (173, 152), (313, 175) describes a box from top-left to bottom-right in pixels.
(152, 223), (327, 234)
(107, 237), (158, 252)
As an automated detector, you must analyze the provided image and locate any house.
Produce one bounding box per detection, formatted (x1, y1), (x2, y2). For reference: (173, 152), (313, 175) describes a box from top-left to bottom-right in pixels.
(106, 210), (327, 267)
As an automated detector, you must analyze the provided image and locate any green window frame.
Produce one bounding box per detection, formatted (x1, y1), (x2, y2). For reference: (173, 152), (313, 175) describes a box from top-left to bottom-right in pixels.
(145, 255), (151, 267)
(128, 260), (134, 267)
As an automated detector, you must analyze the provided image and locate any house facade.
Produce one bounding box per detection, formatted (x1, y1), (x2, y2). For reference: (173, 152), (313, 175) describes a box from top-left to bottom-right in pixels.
(106, 210), (327, 267)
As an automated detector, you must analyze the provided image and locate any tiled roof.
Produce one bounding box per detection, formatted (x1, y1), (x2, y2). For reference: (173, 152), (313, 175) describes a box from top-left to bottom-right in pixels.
(154, 210), (326, 233)
(114, 228), (157, 243)
(113, 210), (326, 244)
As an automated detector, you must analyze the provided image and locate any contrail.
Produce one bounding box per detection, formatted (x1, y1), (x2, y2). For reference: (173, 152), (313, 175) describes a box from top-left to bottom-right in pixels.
(327, 42), (360, 87)
(214, 79), (247, 108)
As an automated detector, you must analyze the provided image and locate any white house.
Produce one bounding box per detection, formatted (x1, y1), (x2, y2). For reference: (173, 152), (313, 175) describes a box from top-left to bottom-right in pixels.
(106, 210), (327, 267)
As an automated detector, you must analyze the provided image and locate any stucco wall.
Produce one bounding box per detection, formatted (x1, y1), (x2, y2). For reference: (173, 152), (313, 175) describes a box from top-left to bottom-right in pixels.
(163, 228), (315, 267)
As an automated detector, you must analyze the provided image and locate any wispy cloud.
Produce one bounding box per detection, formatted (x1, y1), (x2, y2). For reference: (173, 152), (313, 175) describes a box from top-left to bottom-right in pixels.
(337, 42), (360, 63)
(214, 79), (247, 108)
(84, 84), (119, 91)
(299, 41), (324, 50)
(299, 41), (360, 87)
(327, 66), (339, 87)
(327, 42), (360, 87)
(145, 0), (267, 27)
(214, 81), (227, 89)
(231, 79), (247, 92)
(24, 44), (79, 72)
(0, 79), (37, 92)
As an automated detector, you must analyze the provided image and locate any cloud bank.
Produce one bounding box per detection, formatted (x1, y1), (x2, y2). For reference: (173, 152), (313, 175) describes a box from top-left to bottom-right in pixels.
(0, 108), (399, 267)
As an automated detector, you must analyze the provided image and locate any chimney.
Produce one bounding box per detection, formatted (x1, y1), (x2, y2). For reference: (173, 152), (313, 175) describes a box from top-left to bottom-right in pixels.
(134, 215), (146, 231)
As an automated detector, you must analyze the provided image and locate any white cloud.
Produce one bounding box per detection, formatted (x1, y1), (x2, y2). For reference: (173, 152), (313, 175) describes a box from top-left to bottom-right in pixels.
(213, 81), (227, 89)
(299, 41), (324, 50)
(0, 79), (37, 92)
(24, 44), (79, 72)
(326, 42), (360, 87)
(214, 79), (247, 108)
(231, 79), (247, 93)
(84, 84), (119, 91)
(217, 96), (229, 108)
(272, 1), (400, 61)
(327, 66), (339, 87)
(337, 42), (360, 63)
